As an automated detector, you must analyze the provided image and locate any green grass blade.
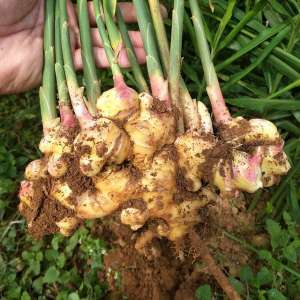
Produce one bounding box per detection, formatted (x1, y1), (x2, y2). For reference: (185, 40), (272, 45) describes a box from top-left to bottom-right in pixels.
(222, 27), (289, 91)
(268, 78), (300, 99)
(216, 22), (289, 72)
(225, 97), (300, 113)
(272, 46), (300, 73)
(276, 121), (300, 136)
(217, 0), (267, 53)
(212, 0), (237, 55)
(267, 54), (300, 80)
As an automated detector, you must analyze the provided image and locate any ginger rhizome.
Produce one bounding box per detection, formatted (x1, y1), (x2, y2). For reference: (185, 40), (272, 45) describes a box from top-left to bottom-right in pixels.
(19, 0), (290, 249)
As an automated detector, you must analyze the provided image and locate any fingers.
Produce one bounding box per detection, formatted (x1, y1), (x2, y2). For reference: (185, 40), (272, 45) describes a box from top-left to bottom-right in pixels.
(67, 0), (80, 49)
(82, 1), (168, 26)
(89, 29), (144, 48)
(73, 47), (146, 70)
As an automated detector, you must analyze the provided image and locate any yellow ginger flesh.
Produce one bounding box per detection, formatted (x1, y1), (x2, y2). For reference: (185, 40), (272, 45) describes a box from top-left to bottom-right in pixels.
(74, 118), (132, 177)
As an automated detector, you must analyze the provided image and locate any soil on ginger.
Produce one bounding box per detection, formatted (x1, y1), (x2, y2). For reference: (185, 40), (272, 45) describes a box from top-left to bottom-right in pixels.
(19, 155), (93, 239)
(92, 193), (256, 300)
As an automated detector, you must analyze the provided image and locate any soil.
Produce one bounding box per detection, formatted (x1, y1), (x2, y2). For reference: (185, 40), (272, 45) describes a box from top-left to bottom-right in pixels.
(200, 137), (234, 182)
(19, 153), (94, 239)
(61, 154), (95, 196)
(151, 97), (169, 113)
(218, 118), (250, 142)
(93, 192), (255, 300)
(19, 180), (74, 239)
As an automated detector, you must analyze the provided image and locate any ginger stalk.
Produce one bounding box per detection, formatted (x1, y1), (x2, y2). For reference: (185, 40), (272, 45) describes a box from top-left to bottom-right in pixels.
(39, 0), (77, 179)
(148, 0), (204, 131)
(38, 0), (71, 179)
(93, 1), (176, 170)
(189, 0), (290, 193)
(133, 0), (171, 107)
(93, 0), (140, 124)
(116, 7), (149, 94)
(60, 0), (131, 177)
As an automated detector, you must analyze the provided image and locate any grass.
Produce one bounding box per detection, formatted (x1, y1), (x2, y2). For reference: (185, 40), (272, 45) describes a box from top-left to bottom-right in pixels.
(1, 1), (300, 299)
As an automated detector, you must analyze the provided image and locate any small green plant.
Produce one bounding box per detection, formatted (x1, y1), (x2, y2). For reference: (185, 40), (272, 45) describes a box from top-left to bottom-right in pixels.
(225, 213), (300, 300)
(1, 222), (108, 299)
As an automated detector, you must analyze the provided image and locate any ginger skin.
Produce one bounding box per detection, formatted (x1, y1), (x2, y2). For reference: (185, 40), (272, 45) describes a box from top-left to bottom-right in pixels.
(19, 91), (290, 242)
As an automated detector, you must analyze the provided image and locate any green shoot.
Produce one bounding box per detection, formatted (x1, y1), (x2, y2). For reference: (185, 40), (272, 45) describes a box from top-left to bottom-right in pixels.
(116, 7), (149, 93)
(54, 0), (69, 105)
(40, 0), (57, 131)
(77, 0), (101, 107)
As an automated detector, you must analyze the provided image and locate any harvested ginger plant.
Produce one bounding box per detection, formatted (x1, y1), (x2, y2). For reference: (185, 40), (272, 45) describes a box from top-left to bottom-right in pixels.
(18, 0), (291, 299)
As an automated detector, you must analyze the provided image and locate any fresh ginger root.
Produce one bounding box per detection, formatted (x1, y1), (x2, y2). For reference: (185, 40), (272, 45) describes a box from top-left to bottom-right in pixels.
(19, 91), (215, 242)
(98, 91), (176, 170)
(19, 90), (290, 244)
(75, 147), (215, 241)
(125, 93), (176, 170)
(39, 119), (74, 177)
(74, 118), (132, 176)
(39, 105), (78, 178)
(174, 106), (290, 195)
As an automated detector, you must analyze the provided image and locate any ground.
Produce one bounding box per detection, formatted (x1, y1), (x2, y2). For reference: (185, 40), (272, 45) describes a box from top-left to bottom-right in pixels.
(1, 1), (300, 299)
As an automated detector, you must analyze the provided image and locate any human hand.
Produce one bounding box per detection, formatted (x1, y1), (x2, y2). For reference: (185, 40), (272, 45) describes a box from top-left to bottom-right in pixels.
(0, 1), (154, 94)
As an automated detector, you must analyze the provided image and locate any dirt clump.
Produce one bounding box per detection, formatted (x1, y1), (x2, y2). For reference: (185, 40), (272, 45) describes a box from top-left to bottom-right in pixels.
(218, 118), (250, 142)
(151, 97), (169, 113)
(98, 195), (254, 300)
(61, 155), (95, 196)
(19, 179), (74, 239)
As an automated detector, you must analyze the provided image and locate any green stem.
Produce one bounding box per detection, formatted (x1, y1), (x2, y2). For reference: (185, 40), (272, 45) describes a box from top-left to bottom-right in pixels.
(77, 0), (101, 107)
(54, 0), (69, 105)
(189, 0), (218, 87)
(93, 0), (123, 83)
(103, 0), (122, 53)
(169, 0), (184, 114)
(133, 0), (166, 100)
(148, 0), (169, 73)
(116, 7), (149, 93)
(189, 0), (231, 124)
(60, 0), (93, 126)
(224, 231), (300, 279)
(269, 164), (299, 206)
(40, 0), (57, 129)
(148, 0), (200, 130)
(59, 0), (78, 89)
(247, 189), (262, 212)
